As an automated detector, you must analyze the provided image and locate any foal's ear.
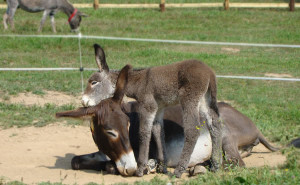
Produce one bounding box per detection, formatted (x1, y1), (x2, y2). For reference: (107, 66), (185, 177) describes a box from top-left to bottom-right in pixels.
(56, 106), (98, 119)
(94, 44), (109, 72)
(112, 64), (132, 104)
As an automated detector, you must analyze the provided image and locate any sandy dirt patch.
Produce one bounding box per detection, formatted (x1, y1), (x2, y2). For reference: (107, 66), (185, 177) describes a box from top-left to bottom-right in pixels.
(0, 124), (286, 185)
(264, 73), (293, 78)
(2, 91), (82, 107)
(221, 47), (240, 53)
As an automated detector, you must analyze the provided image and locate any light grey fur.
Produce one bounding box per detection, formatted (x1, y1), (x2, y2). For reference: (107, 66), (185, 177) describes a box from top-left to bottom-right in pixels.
(3, 0), (87, 32)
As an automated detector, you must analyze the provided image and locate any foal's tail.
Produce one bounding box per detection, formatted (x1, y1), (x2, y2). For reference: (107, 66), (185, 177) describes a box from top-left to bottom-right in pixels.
(208, 73), (219, 116)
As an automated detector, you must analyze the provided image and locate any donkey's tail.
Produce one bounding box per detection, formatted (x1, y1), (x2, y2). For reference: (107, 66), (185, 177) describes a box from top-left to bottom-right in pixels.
(258, 132), (279, 152)
(208, 73), (219, 116)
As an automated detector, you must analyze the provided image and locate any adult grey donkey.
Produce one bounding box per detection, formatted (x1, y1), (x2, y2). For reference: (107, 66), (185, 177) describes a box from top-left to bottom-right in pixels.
(81, 44), (222, 178)
(3, 0), (87, 32)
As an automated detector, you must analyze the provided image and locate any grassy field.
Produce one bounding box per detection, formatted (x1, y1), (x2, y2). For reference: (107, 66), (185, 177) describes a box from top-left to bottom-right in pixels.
(0, 4), (299, 185)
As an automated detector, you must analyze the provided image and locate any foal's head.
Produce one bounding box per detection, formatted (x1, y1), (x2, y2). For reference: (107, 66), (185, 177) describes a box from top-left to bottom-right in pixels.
(57, 65), (137, 176)
(81, 44), (117, 107)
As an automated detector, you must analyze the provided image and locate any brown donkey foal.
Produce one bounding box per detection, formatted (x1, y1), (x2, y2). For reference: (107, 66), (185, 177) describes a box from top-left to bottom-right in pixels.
(81, 44), (222, 177)
(57, 64), (137, 176)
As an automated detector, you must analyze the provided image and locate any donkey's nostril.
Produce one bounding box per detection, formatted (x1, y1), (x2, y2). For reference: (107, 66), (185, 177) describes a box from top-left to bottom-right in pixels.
(125, 168), (136, 176)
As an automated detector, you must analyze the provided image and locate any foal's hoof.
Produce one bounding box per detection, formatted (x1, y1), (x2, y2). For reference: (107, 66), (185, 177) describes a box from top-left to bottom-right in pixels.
(71, 156), (81, 170)
(189, 165), (207, 176)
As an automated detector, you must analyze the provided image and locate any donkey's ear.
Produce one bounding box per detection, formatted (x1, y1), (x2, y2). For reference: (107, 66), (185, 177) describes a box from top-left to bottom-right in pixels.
(56, 106), (98, 119)
(112, 64), (132, 104)
(94, 44), (109, 72)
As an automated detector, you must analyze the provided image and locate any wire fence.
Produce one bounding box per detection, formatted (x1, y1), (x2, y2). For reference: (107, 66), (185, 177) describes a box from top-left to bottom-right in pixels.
(1, 33), (300, 76)
(1, 33), (299, 92)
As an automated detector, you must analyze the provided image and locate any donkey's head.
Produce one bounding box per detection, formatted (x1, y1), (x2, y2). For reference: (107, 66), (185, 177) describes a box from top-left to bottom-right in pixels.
(82, 44), (117, 107)
(68, 9), (88, 32)
(57, 65), (137, 176)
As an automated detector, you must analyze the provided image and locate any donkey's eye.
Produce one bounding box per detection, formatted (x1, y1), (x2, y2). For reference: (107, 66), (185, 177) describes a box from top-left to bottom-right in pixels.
(91, 81), (98, 85)
(106, 130), (118, 138)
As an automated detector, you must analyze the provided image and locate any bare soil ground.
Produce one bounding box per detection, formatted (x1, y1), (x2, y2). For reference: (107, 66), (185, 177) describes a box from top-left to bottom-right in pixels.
(0, 91), (286, 185)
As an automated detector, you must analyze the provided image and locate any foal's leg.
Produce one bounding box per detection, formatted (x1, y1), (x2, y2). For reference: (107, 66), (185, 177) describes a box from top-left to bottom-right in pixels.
(39, 10), (50, 32)
(135, 97), (158, 177)
(173, 101), (201, 178)
(207, 107), (223, 172)
(151, 108), (167, 174)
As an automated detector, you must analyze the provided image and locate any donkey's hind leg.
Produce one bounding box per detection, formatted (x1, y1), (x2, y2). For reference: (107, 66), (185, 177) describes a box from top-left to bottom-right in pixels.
(174, 102), (201, 178)
(199, 97), (223, 172)
(151, 108), (167, 174)
(3, 13), (8, 29)
(5, 0), (18, 30)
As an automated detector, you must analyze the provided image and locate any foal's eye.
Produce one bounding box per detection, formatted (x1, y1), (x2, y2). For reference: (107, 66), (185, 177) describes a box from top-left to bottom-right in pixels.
(91, 81), (98, 85)
(106, 130), (118, 139)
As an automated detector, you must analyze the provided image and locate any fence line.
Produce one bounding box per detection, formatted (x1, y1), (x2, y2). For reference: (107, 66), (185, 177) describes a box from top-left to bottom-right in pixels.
(1, 33), (299, 82)
(0, 68), (299, 82)
(1, 34), (300, 48)
(0, 3), (298, 9)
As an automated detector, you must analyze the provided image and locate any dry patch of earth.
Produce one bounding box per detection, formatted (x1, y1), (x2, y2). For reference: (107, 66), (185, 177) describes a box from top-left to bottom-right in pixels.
(264, 73), (293, 78)
(0, 124), (286, 185)
(1, 90), (82, 107)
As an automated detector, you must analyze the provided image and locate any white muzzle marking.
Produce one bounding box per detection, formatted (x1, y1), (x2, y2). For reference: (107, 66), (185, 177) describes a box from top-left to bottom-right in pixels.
(115, 151), (137, 176)
(82, 95), (96, 107)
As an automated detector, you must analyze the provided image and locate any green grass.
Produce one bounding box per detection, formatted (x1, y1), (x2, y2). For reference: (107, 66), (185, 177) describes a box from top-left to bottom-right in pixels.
(0, 6), (299, 185)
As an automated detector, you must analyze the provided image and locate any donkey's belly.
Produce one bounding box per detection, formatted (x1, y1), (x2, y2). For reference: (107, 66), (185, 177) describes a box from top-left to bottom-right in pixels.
(165, 127), (212, 167)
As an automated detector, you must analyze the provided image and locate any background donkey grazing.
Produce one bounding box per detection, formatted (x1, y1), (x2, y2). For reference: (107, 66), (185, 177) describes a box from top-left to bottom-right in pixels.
(81, 44), (222, 178)
(3, 0), (87, 32)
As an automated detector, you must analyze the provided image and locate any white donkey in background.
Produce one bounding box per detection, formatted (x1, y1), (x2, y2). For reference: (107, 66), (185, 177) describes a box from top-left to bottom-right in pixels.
(3, 0), (87, 32)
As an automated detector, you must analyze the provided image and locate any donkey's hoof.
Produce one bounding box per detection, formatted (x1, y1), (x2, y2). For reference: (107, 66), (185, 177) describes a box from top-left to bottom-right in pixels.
(189, 165), (207, 176)
(173, 167), (184, 178)
(135, 167), (145, 177)
(105, 162), (118, 175)
(157, 164), (168, 174)
(71, 156), (81, 170)
(146, 159), (157, 174)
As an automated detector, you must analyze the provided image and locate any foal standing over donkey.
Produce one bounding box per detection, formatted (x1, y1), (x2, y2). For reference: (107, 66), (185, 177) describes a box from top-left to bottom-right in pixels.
(81, 44), (222, 177)
(3, 0), (87, 32)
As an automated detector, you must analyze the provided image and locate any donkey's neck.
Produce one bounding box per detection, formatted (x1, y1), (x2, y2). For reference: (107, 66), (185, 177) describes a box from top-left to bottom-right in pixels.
(59, 0), (75, 17)
(124, 69), (148, 100)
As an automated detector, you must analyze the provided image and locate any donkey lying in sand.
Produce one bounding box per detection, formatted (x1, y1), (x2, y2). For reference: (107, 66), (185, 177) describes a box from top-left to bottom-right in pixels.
(57, 65), (279, 176)
(3, 0), (87, 32)
(80, 44), (222, 177)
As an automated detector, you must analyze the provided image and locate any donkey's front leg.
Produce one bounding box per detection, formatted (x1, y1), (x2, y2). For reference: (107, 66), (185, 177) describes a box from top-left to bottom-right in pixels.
(38, 10), (50, 33)
(50, 15), (56, 33)
(151, 108), (167, 174)
(135, 101), (157, 177)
